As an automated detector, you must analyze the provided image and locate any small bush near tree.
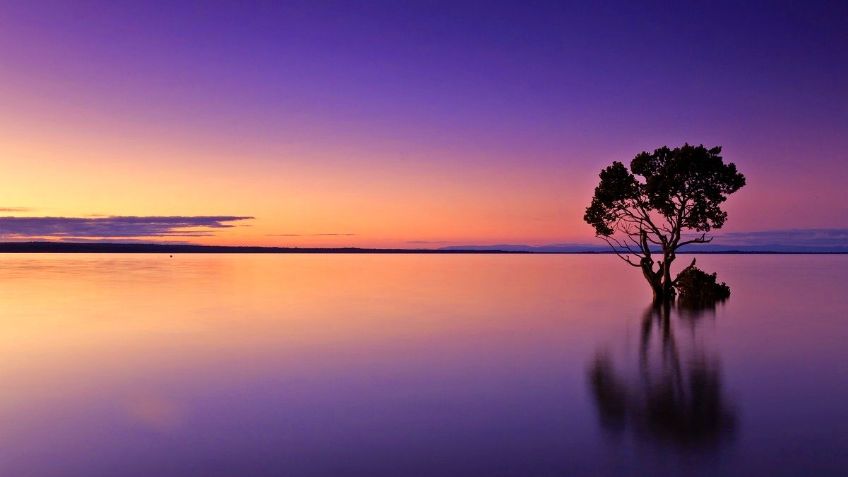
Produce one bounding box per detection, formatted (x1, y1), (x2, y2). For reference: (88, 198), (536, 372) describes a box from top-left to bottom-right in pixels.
(674, 266), (730, 308)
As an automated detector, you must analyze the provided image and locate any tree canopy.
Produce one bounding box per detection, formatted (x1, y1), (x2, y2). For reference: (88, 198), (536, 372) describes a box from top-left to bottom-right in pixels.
(584, 144), (745, 301)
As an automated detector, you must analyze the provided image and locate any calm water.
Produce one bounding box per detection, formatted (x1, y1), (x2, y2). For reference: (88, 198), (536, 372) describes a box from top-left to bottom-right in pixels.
(0, 254), (846, 476)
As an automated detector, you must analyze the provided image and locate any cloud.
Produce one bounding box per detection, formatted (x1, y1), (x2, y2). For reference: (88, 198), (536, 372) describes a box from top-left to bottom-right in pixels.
(439, 229), (848, 253)
(0, 216), (253, 240)
(268, 233), (357, 237)
(0, 207), (32, 212)
(708, 228), (848, 248)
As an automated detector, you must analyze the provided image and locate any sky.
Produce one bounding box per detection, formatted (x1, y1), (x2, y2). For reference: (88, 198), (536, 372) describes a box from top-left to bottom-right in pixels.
(1, 0), (846, 247)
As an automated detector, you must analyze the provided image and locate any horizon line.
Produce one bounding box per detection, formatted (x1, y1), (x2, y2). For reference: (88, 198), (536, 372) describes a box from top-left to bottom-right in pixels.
(0, 241), (845, 255)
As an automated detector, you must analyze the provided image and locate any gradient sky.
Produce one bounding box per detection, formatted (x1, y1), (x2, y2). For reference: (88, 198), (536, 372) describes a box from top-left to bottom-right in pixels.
(1, 0), (846, 247)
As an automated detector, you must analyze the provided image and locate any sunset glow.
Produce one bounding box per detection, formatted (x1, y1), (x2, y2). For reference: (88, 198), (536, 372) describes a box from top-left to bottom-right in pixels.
(1, 2), (845, 247)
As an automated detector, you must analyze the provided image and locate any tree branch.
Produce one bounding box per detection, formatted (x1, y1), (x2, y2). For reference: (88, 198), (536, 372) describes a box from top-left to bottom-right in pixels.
(672, 258), (698, 285)
(599, 235), (643, 267)
(677, 233), (713, 248)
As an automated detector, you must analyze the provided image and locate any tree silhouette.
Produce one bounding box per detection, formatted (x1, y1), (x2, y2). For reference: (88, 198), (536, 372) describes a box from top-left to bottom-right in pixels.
(584, 144), (745, 302)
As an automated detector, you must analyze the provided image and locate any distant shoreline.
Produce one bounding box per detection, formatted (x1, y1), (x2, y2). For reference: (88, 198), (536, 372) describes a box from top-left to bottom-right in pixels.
(0, 242), (845, 254)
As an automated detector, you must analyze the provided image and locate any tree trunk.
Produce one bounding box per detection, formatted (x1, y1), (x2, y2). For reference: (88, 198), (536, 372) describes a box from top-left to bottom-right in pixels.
(651, 284), (668, 303)
(660, 252), (676, 302)
(641, 262), (666, 303)
(643, 251), (677, 303)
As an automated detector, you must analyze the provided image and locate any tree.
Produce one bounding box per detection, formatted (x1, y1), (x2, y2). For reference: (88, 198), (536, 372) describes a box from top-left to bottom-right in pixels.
(584, 144), (745, 302)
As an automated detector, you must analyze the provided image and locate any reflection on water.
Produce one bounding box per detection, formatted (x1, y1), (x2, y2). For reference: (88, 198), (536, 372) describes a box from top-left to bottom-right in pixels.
(0, 254), (846, 476)
(589, 304), (735, 450)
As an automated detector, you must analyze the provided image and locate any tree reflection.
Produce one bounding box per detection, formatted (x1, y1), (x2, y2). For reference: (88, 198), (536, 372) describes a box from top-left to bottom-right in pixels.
(588, 303), (736, 449)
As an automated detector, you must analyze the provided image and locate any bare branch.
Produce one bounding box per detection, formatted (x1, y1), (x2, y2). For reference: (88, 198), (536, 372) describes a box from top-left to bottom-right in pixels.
(599, 235), (642, 267)
(672, 258), (698, 285)
(677, 233), (713, 248)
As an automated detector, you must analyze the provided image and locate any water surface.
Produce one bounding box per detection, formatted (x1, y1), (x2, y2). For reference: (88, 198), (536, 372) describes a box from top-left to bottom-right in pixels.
(1, 254), (846, 476)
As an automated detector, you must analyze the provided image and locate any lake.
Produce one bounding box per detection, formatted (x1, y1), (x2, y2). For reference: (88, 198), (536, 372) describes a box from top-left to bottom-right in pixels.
(0, 254), (846, 476)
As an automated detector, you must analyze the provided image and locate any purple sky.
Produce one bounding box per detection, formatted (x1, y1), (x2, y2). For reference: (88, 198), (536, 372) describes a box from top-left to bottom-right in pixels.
(0, 1), (846, 246)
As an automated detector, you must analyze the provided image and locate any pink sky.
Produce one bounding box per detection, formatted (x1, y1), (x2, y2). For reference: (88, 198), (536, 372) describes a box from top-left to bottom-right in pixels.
(0, 1), (845, 247)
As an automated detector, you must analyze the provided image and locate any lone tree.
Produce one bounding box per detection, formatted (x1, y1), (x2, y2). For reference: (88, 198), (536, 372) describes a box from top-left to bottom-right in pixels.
(584, 144), (745, 302)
